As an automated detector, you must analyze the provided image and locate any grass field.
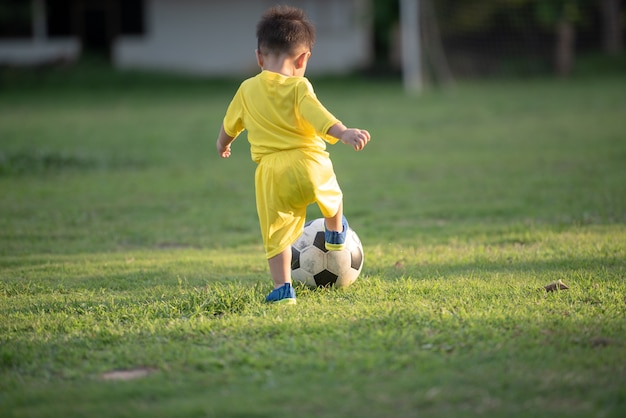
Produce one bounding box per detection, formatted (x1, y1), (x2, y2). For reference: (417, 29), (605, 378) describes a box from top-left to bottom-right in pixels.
(1, 63), (625, 417)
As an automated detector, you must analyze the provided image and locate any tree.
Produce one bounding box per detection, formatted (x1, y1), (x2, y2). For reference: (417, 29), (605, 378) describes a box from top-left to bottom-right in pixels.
(371, 0), (399, 71)
(373, 0), (613, 78)
(533, 0), (584, 76)
(601, 0), (623, 55)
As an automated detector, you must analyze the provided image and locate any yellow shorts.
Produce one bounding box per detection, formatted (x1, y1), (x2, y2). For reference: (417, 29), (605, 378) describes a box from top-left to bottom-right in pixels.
(255, 148), (342, 259)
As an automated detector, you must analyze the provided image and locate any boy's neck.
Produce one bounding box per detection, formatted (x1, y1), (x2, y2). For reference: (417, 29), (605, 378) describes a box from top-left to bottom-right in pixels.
(262, 65), (298, 77)
(257, 49), (309, 77)
(261, 56), (299, 77)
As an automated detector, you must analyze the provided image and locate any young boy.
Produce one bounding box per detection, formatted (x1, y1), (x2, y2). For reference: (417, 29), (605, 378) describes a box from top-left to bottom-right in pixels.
(216, 6), (370, 305)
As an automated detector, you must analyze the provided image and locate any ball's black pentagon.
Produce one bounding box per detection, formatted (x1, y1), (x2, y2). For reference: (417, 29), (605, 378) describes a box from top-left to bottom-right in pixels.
(314, 269), (338, 287)
(312, 231), (328, 253)
(291, 247), (300, 270)
(350, 245), (363, 270)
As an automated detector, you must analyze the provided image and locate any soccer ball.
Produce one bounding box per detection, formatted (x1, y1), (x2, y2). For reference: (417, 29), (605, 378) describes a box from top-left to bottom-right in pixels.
(291, 218), (364, 288)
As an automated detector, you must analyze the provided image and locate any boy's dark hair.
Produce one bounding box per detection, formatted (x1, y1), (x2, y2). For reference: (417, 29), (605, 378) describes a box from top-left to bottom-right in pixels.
(256, 6), (315, 55)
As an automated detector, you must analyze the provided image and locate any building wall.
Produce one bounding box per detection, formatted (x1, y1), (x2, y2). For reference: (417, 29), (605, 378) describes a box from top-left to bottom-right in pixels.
(114, 0), (371, 76)
(0, 0), (81, 65)
(0, 38), (80, 65)
(0, 0), (370, 75)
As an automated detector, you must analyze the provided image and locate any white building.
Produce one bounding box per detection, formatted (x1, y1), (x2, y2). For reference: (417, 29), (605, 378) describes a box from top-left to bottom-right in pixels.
(0, 0), (372, 76)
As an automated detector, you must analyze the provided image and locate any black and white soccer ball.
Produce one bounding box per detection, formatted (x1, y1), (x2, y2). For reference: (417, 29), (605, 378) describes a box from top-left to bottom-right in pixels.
(291, 218), (364, 288)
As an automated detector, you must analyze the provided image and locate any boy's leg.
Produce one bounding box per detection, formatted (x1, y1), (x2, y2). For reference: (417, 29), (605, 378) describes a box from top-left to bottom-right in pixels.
(324, 202), (343, 232)
(266, 248), (296, 304)
(268, 247), (292, 288)
(324, 202), (349, 251)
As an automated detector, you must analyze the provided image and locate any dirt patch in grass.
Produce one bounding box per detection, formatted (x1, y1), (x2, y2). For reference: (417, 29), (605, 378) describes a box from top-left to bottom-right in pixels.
(99, 367), (157, 381)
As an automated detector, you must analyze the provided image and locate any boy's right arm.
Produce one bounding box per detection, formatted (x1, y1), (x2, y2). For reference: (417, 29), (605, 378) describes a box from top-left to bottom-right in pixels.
(327, 122), (371, 151)
(217, 124), (235, 158)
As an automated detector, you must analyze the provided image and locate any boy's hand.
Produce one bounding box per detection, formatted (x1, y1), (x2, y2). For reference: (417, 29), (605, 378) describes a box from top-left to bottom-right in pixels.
(218, 143), (231, 158)
(217, 125), (235, 158)
(340, 128), (371, 151)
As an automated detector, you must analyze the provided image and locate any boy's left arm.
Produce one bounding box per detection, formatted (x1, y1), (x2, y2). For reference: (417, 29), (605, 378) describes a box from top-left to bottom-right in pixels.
(217, 124), (236, 158)
(327, 122), (371, 151)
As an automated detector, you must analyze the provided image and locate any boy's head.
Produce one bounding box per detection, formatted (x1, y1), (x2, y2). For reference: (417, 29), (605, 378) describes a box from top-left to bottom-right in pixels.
(256, 6), (315, 57)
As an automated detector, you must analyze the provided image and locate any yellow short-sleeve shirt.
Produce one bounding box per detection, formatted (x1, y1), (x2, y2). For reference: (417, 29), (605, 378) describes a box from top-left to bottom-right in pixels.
(223, 70), (340, 163)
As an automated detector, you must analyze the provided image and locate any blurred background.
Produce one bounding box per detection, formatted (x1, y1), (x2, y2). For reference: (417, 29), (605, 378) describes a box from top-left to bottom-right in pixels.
(0, 0), (623, 83)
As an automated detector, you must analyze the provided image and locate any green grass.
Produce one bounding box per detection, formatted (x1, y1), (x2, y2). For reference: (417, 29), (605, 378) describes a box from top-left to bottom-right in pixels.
(1, 64), (625, 417)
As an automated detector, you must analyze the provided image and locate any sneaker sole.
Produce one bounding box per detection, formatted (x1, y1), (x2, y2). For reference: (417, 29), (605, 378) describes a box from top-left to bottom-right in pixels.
(270, 298), (297, 305)
(324, 243), (345, 251)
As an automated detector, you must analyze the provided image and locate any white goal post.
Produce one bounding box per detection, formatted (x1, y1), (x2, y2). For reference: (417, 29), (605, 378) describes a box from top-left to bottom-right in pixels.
(399, 0), (422, 94)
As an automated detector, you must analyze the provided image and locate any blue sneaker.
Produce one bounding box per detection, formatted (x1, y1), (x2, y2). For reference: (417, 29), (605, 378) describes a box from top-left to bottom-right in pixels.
(325, 216), (349, 251)
(265, 283), (296, 305)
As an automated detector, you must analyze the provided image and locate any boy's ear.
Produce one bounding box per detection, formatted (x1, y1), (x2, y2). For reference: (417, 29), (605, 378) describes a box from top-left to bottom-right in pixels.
(295, 51), (311, 69)
(256, 49), (263, 68)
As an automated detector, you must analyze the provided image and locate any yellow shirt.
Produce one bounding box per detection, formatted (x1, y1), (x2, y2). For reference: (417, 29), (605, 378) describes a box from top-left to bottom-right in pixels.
(223, 70), (340, 163)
